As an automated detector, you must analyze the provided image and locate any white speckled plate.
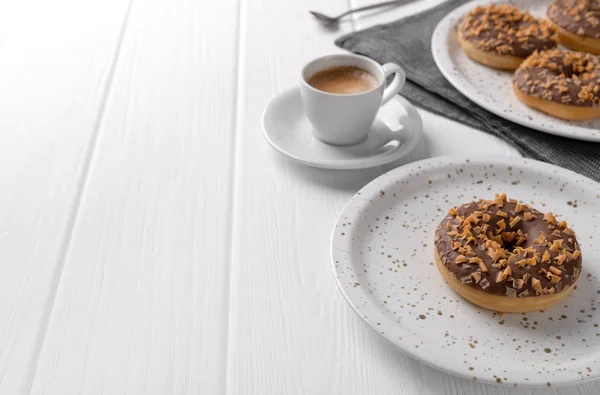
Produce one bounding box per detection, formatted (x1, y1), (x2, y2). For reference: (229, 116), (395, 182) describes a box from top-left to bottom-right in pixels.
(432, 0), (600, 142)
(331, 155), (600, 388)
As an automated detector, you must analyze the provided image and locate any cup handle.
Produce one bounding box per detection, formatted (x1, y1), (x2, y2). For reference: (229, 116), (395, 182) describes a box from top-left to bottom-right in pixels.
(380, 63), (406, 106)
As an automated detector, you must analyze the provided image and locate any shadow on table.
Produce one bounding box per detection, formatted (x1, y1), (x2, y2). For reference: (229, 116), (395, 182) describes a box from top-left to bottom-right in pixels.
(282, 137), (429, 193)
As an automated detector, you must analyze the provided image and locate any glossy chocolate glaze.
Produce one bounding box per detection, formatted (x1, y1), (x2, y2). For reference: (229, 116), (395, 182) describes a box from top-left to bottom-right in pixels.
(460, 4), (558, 58)
(513, 49), (600, 107)
(548, 0), (600, 39)
(434, 197), (582, 298)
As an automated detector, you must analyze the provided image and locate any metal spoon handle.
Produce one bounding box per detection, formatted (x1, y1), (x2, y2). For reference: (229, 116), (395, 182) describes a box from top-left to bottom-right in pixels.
(336, 0), (404, 19)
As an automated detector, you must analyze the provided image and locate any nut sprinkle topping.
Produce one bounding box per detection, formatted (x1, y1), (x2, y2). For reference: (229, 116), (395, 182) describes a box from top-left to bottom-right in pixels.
(460, 4), (558, 57)
(434, 194), (582, 298)
(513, 49), (600, 107)
(548, 0), (600, 39)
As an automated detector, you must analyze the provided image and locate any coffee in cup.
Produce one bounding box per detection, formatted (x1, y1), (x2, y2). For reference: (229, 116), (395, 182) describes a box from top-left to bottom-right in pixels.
(306, 66), (378, 95)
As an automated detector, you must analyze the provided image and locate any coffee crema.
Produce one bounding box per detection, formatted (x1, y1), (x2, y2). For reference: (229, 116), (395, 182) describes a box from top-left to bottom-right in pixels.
(306, 66), (378, 94)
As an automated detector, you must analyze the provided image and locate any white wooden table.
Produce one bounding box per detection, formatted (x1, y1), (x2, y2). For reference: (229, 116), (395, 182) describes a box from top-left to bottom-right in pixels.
(2, 0), (598, 393)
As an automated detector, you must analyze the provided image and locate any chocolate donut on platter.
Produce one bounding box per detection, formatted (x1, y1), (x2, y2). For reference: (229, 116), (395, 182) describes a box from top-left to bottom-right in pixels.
(548, 0), (600, 55)
(458, 4), (558, 70)
(434, 193), (582, 313)
(513, 49), (600, 120)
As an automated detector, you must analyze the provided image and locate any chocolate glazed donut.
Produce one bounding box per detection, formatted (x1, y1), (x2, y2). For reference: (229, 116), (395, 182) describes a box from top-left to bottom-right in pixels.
(458, 4), (558, 70)
(434, 193), (582, 313)
(513, 49), (600, 120)
(548, 0), (600, 55)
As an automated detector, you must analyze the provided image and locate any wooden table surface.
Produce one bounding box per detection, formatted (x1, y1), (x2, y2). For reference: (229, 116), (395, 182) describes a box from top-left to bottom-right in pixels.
(2, 0), (598, 393)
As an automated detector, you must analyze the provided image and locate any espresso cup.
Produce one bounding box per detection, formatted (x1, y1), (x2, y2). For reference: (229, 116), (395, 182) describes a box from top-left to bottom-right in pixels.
(300, 54), (406, 146)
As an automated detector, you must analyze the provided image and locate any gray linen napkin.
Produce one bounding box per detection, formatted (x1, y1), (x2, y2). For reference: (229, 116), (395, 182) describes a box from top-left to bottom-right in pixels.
(335, 0), (600, 182)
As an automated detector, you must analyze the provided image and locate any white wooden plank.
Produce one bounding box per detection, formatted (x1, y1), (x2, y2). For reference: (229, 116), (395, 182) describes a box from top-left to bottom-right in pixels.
(29, 0), (239, 394)
(227, 0), (429, 393)
(227, 0), (585, 393)
(0, 0), (130, 393)
(419, 111), (520, 157)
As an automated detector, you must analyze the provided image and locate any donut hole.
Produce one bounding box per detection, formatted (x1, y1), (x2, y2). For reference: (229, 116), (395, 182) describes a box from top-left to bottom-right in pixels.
(549, 57), (595, 79)
(501, 239), (520, 253)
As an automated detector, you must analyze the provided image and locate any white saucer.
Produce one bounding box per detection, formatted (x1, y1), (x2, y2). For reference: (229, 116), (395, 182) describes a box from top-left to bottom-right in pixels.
(262, 87), (422, 170)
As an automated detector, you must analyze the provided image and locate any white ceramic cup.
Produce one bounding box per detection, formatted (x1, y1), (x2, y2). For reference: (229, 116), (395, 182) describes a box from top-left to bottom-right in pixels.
(300, 54), (406, 146)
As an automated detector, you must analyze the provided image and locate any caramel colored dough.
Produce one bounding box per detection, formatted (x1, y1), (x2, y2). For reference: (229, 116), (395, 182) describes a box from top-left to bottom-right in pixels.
(435, 246), (576, 313)
(513, 83), (600, 121)
(458, 32), (524, 71)
(555, 25), (600, 55)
